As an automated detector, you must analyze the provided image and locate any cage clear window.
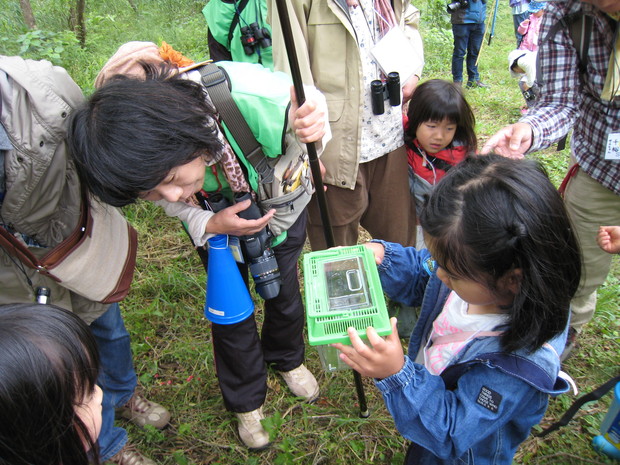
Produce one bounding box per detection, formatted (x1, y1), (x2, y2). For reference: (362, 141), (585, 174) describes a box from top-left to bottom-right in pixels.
(323, 257), (372, 311)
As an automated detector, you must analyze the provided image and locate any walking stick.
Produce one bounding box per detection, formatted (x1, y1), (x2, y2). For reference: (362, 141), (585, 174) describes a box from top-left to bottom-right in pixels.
(487, 0), (500, 45)
(274, 0), (370, 419)
(475, 0), (497, 66)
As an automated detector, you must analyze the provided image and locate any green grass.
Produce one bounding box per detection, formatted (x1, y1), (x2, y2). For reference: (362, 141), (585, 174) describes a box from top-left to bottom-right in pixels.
(1, 0), (619, 463)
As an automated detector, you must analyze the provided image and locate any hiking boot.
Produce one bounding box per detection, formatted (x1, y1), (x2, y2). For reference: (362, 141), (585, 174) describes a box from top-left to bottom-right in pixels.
(560, 327), (579, 362)
(236, 406), (270, 450)
(106, 442), (157, 465)
(466, 80), (490, 89)
(116, 393), (171, 429)
(279, 364), (319, 402)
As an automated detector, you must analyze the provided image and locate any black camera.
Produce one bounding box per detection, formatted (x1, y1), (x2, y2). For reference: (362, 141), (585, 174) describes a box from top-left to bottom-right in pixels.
(370, 72), (401, 115)
(446, 0), (469, 13)
(206, 192), (281, 300)
(240, 22), (272, 56)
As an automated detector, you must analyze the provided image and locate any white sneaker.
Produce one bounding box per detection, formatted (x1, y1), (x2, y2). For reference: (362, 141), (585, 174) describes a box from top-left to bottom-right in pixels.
(236, 406), (270, 450)
(279, 364), (319, 402)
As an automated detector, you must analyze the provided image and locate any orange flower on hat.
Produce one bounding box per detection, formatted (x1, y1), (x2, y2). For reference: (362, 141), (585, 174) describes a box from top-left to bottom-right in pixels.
(159, 41), (195, 67)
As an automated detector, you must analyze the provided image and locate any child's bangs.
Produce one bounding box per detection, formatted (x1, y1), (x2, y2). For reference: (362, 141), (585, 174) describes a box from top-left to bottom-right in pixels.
(423, 222), (476, 281)
(422, 105), (460, 126)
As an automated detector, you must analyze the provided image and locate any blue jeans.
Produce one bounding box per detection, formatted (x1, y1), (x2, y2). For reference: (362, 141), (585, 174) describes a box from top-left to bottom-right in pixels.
(451, 22), (485, 83)
(90, 303), (137, 460)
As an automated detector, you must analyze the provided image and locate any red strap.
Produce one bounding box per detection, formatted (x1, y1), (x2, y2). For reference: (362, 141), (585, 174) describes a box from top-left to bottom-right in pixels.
(558, 164), (579, 198)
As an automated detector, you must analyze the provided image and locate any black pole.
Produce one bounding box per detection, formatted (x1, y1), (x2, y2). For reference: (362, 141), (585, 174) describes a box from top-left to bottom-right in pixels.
(274, 0), (369, 418)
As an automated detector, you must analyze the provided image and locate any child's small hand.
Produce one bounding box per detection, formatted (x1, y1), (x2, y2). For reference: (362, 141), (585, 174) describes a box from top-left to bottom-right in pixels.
(332, 317), (404, 379)
(363, 241), (385, 265)
(597, 225), (620, 254)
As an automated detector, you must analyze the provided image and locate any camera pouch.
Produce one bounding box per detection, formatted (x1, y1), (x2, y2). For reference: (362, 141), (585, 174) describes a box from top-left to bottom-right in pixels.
(257, 141), (314, 237)
(0, 195), (138, 304)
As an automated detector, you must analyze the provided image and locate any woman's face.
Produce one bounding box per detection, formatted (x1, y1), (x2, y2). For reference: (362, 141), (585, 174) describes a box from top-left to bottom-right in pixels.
(75, 384), (103, 445)
(416, 118), (457, 154)
(139, 156), (206, 203)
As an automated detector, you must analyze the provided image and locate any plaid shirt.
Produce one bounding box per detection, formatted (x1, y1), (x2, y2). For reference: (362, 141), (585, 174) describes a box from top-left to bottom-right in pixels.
(521, 0), (620, 195)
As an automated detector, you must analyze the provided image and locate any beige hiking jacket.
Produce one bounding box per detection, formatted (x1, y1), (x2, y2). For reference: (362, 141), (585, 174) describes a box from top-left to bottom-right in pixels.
(0, 56), (109, 323)
(269, 0), (424, 189)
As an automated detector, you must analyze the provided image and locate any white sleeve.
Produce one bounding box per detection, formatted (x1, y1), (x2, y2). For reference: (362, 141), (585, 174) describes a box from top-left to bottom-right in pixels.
(154, 200), (215, 247)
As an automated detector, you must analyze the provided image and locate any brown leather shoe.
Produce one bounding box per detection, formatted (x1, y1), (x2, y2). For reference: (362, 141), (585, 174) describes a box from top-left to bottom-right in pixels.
(466, 80), (490, 89)
(106, 442), (157, 465)
(116, 393), (170, 429)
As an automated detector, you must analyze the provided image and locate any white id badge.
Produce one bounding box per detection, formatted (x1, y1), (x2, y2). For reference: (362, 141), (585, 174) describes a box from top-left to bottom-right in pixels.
(604, 132), (620, 160)
(228, 236), (245, 264)
(370, 27), (423, 85)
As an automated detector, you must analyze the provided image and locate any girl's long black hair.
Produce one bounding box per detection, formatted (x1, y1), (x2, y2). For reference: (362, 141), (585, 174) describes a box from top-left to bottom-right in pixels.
(420, 154), (581, 352)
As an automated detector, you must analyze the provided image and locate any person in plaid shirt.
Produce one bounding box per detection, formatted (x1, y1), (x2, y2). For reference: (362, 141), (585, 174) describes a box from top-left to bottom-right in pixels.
(482, 0), (619, 360)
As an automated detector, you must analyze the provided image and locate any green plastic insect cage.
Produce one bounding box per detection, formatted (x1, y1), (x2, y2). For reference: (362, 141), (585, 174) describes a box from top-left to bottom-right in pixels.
(303, 245), (391, 372)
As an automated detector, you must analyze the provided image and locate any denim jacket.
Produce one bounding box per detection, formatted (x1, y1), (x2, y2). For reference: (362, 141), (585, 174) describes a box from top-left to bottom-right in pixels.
(372, 240), (569, 465)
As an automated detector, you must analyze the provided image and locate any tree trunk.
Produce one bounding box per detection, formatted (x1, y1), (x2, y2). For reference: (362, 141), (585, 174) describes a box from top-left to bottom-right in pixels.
(69, 0), (86, 47)
(19, 0), (37, 29)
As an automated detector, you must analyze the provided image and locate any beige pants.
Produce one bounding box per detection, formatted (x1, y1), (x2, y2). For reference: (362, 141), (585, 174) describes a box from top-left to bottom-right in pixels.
(306, 146), (417, 249)
(564, 167), (620, 331)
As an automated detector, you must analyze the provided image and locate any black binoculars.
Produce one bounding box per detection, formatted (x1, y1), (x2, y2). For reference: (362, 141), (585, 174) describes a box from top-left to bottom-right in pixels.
(370, 72), (401, 115)
(240, 22), (272, 56)
(206, 192), (281, 300)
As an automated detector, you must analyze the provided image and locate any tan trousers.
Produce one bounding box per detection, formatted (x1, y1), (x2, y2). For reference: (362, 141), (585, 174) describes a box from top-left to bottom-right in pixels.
(306, 146), (416, 249)
(564, 167), (620, 331)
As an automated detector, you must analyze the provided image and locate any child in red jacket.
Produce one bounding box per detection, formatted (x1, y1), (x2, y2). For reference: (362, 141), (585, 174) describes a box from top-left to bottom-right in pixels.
(404, 79), (477, 216)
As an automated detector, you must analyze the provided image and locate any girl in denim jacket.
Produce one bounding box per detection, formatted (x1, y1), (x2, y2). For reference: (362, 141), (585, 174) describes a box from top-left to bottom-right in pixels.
(334, 154), (581, 464)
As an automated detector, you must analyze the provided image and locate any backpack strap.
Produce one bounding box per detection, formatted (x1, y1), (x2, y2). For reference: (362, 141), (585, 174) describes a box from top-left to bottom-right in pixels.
(431, 330), (503, 346)
(227, 0), (251, 50)
(535, 374), (620, 437)
(198, 63), (274, 183)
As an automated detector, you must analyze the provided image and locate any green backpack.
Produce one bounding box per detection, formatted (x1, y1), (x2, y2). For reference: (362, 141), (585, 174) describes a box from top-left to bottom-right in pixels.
(197, 61), (314, 238)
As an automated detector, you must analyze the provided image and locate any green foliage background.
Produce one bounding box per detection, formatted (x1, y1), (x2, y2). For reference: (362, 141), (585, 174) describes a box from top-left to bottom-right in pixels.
(0, 0), (618, 464)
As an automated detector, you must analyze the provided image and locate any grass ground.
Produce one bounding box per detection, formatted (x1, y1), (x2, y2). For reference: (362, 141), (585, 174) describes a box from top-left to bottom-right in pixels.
(0, 0), (618, 463)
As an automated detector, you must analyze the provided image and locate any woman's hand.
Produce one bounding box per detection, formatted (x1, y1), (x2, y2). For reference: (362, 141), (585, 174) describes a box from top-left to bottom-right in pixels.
(402, 74), (420, 105)
(289, 85), (327, 144)
(332, 318), (405, 379)
(206, 199), (274, 236)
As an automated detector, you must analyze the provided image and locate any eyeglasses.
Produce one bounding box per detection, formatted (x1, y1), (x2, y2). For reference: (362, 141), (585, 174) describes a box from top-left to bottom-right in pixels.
(201, 149), (223, 167)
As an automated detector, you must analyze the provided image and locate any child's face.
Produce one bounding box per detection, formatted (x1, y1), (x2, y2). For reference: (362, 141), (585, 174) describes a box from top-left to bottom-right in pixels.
(75, 384), (103, 445)
(139, 156), (206, 203)
(533, 9), (544, 17)
(416, 118), (457, 154)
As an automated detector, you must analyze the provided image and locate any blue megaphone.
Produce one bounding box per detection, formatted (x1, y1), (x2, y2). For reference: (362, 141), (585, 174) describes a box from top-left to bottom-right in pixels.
(204, 235), (254, 324)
